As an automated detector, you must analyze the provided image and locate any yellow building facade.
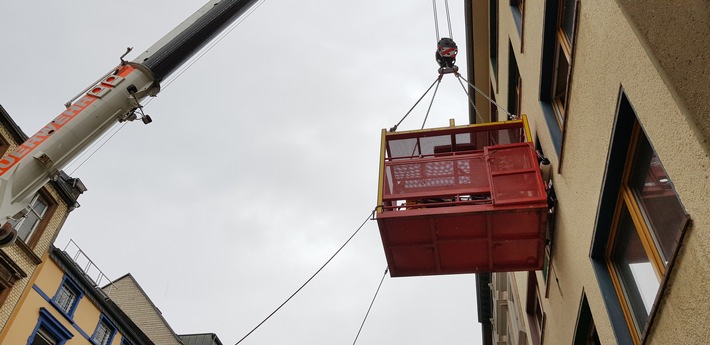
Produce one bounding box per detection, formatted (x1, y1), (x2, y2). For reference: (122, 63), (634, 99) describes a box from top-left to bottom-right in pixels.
(467, 1), (710, 344)
(0, 246), (153, 345)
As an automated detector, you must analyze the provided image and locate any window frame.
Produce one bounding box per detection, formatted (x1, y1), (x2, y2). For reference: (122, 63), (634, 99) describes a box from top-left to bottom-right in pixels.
(91, 315), (117, 345)
(604, 121), (689, 343)
(591, 90), (690, 345)
(15, 189), (56, 249)
(550, 0), (576, 128)
(510, 0), (525, 49)
(489, 0), (499, 82)
(51, 275), (83, 319)
(572, 292), (600, 345)
(508, 42), (522, 119)
(27, 308), (73, 345)
(526, 272), (545, 345)
(538, 0), (580, 156)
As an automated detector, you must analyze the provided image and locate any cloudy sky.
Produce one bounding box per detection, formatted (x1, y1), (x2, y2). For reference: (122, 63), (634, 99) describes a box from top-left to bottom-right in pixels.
(0, 1), (482, 344)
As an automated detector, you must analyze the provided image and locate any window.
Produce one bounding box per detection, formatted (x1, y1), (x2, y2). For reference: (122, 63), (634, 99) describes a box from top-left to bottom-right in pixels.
(606, 121), (687, 342)
(52, 276), (82, 317)
(28, 308), (73, 345)
(91, 316), (116, 345)
(510, 0), (525, 37)
(550, 0), (576, 127)
(489, 0), (498, 80)
(15, 192), (53, 246)
(0, 251), (26, 306)
(591, 92), (690, 345)
(526, 272), (544, 345)
(539, 0), (579, 154)
(573, 293), (600, 345)
(508, 43), (522, 119)
(30, 328), (58, 345)
(490, 83), (499, 122)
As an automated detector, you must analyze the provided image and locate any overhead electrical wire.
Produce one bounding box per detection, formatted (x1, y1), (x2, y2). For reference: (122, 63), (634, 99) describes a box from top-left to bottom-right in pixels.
(234, 209), (377, 345)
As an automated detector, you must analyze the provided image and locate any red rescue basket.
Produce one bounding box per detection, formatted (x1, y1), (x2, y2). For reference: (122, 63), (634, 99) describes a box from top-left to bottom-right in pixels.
(375, 115), (548, 277)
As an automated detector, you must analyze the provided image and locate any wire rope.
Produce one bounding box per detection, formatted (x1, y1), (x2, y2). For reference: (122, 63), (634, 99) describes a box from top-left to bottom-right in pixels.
(456, 73), (514, 119)
(444, 0), (453, 40)
(234, 208), (376, 345)
(351, 267), (389, 345)
(455, 74), (484, 124)
(432, 0), (440, 42)
(68, 122), (128, 175)
(420, 77), (442, 130)
(389, 76), (441, 132)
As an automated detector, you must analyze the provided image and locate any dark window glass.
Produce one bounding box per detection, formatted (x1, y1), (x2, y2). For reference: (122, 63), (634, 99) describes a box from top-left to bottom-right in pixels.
(628, 133), (686, 265)
(31, 328), (58, 345)
(16, 194), (49, 241)
(561, 0), (576, 44)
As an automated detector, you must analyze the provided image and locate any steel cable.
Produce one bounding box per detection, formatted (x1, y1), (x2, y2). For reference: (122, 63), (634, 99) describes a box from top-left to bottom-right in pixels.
(432, 0), (440, 42)
(444, 0), (453, 40)
(351, 267), (389, 345)
(456, 73), (514, 119)
(234, 208), (377, 345)
(420, 76), (442, 130)
(390, 76), (442, 132)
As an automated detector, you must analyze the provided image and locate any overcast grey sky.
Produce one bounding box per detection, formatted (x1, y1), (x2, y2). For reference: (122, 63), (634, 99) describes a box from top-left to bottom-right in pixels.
(0, 1), (481, 344)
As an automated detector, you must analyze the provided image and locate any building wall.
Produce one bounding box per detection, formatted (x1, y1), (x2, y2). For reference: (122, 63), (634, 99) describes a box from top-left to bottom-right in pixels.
(106, 275), (183, 345)
(0, 122), (73, 331)
(474, 0), (710, 344)
(0, 252), (134, 345)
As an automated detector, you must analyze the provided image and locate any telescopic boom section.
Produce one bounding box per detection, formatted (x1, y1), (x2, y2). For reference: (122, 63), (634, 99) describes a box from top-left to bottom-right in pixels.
(134, 0), (258, 82)
(0, 0), (259, 246)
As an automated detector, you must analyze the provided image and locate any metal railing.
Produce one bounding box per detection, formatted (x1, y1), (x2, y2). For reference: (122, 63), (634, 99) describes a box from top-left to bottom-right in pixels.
(63, 239), (117, 297)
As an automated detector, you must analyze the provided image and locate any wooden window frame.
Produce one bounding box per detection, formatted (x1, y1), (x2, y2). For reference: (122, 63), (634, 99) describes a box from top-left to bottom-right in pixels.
(550, 0), (577, 129)
(510, 0), (526, 50)
(604, 121), (690, 343)
(490, 0), (499, 82)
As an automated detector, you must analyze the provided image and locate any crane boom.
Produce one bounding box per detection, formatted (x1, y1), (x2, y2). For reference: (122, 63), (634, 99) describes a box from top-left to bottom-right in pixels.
(0, 0), (259, 245)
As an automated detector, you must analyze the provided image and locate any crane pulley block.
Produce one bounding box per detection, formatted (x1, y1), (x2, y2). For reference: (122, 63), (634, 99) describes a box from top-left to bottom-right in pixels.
(435, 37), (458, 74)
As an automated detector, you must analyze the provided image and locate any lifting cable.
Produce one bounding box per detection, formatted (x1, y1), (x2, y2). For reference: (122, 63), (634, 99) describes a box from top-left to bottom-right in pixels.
(432, 0), (454, 42)
(389, 76), (442, 132)
(351, 267), (389, 345)
(455, 73), (514, 120)
(234, 208), (377, 345)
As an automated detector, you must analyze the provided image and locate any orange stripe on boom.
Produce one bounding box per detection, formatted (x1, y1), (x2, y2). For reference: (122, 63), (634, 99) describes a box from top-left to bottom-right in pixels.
(0, 95), (97, 176)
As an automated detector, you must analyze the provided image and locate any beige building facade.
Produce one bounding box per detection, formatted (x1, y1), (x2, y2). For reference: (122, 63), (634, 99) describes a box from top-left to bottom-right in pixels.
(468, 1), (710, 344)
(0, 106), (85, 332)
(103, 274), (184, 345)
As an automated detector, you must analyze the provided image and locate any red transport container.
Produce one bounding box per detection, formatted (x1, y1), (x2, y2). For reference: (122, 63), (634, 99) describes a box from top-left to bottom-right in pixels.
(375, 115), (548, 277)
